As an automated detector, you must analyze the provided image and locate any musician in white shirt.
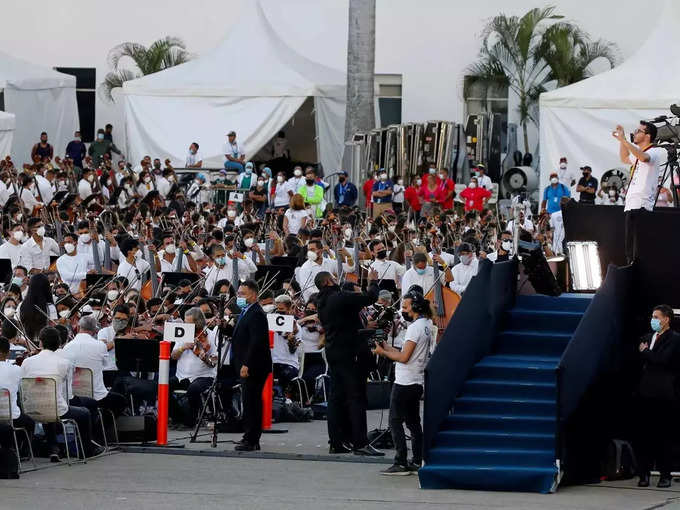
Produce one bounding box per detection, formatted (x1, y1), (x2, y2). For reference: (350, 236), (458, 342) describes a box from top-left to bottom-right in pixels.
(18, 218), (59, 273)
(185, 142), (203, 168)
(78, 169), (95, 201)
(204, 244), (255, 293)
(116, 238), (151, 291)
(296, 240), (339, 303)
(20, 175), (43, 212)
(21, 327), (102, 460)
(156, 170), (173, 201)
(271, 297), (301, 390)
(0, 223), (25, 268)
(369, 240), (405, 290)
(159, 233), (195, 273)
(401, 252), (452, 297)
(55, 232), (89, 294)
(35, 170), (55, 206)
(450, 243), (479, 295)
(613, 122), (666, 263)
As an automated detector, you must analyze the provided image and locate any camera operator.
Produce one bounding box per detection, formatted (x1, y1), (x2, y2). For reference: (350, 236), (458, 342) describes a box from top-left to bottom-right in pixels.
(314, 269), (383, 456)
(374, 291), (432, 475)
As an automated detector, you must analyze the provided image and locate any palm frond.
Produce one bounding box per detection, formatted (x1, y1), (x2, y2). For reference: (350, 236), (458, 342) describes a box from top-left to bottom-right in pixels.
(107, 42), (148, 72)
(98, 69), (141, 103)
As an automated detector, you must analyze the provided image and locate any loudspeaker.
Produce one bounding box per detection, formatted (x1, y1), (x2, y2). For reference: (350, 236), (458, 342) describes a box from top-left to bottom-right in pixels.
(116, 415), (157, 443)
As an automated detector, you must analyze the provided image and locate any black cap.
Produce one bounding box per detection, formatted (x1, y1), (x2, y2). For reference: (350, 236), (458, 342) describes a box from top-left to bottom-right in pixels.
(580, 165), (592, 172)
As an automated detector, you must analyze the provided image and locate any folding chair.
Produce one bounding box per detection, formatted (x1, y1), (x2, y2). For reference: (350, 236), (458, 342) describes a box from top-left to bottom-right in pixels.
(314, 350), (330, 403)
(20, 377), (86, 466)
(72, 367), (119, 449)
(0, 387), (36, 472)
(290, 347), (309, 407)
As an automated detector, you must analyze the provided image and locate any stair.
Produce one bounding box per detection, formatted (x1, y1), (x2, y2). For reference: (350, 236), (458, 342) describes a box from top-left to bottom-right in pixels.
(419, 293), (591, 493)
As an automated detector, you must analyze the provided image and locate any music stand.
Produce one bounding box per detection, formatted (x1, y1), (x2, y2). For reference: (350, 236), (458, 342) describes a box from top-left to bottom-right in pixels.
(0, 259), (11, 284)
(162, 272), (200, 288)
(86, 273), (115, 289)
(115, 337), (173, 374)
(254, 264), (295, 289)
(270, 256), (299, 269)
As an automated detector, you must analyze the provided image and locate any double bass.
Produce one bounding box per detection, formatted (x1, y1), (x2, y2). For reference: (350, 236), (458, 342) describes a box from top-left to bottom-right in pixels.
(425, 239), (460, 342)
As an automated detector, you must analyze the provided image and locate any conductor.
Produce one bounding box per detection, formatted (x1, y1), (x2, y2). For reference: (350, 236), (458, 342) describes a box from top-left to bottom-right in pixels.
(315, 269), (384, 456)
(230, 279), (272, 451)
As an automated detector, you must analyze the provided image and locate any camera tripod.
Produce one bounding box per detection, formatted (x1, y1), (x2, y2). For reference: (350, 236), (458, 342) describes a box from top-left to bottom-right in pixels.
(655, 146), (680, 208)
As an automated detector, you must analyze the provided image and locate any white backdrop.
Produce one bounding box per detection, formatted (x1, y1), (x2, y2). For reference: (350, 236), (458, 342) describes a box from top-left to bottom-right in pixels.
(0, 111), (15, 158)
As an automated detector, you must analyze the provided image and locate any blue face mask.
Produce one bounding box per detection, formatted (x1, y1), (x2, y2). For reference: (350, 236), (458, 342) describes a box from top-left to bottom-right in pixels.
(415, 267), (426, 275)
(215, 256), (226, 266)
(651, 318), (662, 332)
(11, 276), (23, 287)
(236, 297), (247, 309)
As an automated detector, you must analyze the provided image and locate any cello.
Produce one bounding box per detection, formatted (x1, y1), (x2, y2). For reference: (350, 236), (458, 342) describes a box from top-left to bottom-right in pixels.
(425, 239), (460, 342)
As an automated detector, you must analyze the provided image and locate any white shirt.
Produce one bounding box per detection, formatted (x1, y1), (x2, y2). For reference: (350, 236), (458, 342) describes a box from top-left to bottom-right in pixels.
(287, 176), (305, 195)
(78, 179), (93, 201)
(369, 259), (406, 286)
(392, 183), (405, 204)
(557, 165), (576, 189)
(117, 256), (151, 291)
(394, 318), (431, 386)
(505, 218), (535, 233)
(18, 236), (60, 272)
(0, 359), (22, 418)
(185, 150), (202, 167)
(550, 210), (565, 256)
(273, 180), (290, 207)
(450, 257), (479, 295)
(97, 326), (117, 371)
(596, 195), (624, 206)
(477, 174), (493, 191)
(401, 266), (435, 297)
(650, 332), (660, 350)
(156, 176), (171, 199)
(625, 147), (665, 212)
(298, 321), (323, 354)
(20, 187), (41, 209)
(61, 332), (109, 401)
(203, 255), (256, 292)
(285, 208), (310, 235)
(159, 251), (191, 273)
(223, 141), (244, 162)
(21, 349), (72, 416)
(77, 239), (112, 271)
(35, 174), (54, 205)
(137, 181), (153, 198)
(0, 180), (10, 207)
(429, 250), (456, 267)
(173, 333), (217, 382)
(296, 258), (338, 302)
(0, 240), (23, 269)
(272, 328), (300, 370)
(56, 253), (89, 293)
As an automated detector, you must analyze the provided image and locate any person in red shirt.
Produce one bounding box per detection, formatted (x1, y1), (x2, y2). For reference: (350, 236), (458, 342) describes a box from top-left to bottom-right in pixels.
(404, 176), (423, 219)
(437, 168), (456, 210)
(363, 173), (376, 214)
(459, 176), (491, 212)
(418, 174), (446, 217)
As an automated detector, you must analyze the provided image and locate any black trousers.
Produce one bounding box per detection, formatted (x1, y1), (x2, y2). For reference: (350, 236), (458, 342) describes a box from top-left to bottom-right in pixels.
(635, 397), (677, 477)
(241, 373), (268, 445)
(327, 361), (368, 449)
(169, 377), (213, 426)
(302, 353), (326, 401)
(273, 363), (298, 392)
(389, 383), (423, 466)
(624, 208), (647, 264)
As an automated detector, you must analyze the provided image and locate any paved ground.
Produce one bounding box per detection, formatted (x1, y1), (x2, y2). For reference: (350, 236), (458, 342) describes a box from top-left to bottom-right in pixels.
(2, 452), (680, 510)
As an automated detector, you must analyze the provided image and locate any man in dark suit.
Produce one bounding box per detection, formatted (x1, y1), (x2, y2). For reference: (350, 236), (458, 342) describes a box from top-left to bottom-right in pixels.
(230, 279), (272, 451)
(315, 269), (384, 456)
(635, 304), (680, 488)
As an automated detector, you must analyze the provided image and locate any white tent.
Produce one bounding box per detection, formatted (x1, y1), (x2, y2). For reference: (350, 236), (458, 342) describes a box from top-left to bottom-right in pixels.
(0, 111), (15, 159)
(539, 1), (679, 193)
(120, 0), (346, 174)
(0, 51), (78, 164)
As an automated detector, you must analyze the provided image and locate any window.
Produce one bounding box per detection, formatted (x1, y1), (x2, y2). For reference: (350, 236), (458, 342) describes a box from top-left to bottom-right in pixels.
(54, 67), (96, 143)
(375, 74), (402, 127)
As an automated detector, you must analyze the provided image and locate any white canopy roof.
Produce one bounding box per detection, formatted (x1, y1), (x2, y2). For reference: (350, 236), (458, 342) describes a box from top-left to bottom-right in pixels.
(539, 0), (678, 191)
(121, 0), (346, 171)
(0, 111), (15, 158)
(0, 50), (78, 163)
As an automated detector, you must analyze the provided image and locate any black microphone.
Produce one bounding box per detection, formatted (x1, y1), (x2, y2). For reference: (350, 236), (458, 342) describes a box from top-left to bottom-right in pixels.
(653, 115), (668, 122)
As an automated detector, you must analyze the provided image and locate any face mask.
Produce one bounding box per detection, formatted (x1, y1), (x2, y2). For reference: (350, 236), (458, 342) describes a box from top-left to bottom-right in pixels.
(339, 176), (346, 183)
(36, 226), (45, 237)
(376, 250), (387, 260)
(112, 318), (128, 332)
(59, 310), (70, 318)
(651, 318), (662, 332)
(79, 233), (91, 244)
(236, 297), (247, 309)
(107, 290), (119, 301)
(439, 173), (446, 180)
(242, 238), (254, 249)
(344, 228), (352, 240)
(559, 163), (567, 170)
(415, 267), (426, 275)
(380, 174), (387, 181)
(416, 179), (422, 186)
(388, 225), (395, 233)
(64, 242), (75, 254)
(550, 177), (559, 184)
(144, 177), (151, 184)
(501, 240), (513, 252)
(165, 244), (176, 255)
(306, 178), (315, 185)
(461, 254), (473, 265)
(245, 168), (252, 175)
(397, 179), (403, 186)
(294, 169), (302, 177)
(134, 250), (143, 260)
(75, 136), (81, 141)
(428, 168), (436, 175)
(227, 210), (236, 218)
(215, 256), (226, 266)
(401, 311), (412, 322)
(469, 182), (477, 189)
(87, 175), (94, 183)
(608, 192), (617, 199)
(257, 180), (264, 187)
(261, 304), (275, 313)
(3, 307), (15, 318)
(12, 231), (23, 241)
(274, 175), (283, 184)
(97, 134), (104, 141)
(307, 250), (318, 262)
(15, 214), (22, 222)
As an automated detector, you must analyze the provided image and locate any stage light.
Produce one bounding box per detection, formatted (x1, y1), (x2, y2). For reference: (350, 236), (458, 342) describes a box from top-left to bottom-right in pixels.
(567, 241), (602, 291)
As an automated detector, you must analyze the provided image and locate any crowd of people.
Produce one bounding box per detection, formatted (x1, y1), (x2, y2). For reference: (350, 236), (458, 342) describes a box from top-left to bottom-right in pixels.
(0, 122), (675, 481)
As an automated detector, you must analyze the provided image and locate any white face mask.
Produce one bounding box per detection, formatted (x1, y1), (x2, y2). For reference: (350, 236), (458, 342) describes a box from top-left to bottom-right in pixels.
(428, 168), (436, 175)
(244, 238), (254, 248)
(144, 177), (151, 184)
(397, 179), (403, 186)
(344, 227), (352, 240)
(388, 225), (395, 233)
(87, 174), (94, 182)
(469, 182), (477, 189)
(107, 290), (119, 301)
(134, 250), (143, 260)
(3, 307), (15, 318)
(261, 304), (276, 313)
(59, 310), (70, 318)
(380, 173), (387, 180)
(501, 240), (513, 252)
(227, 210), (236, 218)
(439, 173), (446, 180)
(277, 175), (284, 183)
(307, 250), (318, 262)
(550, 177), (559, 185)
(64, 242), (75, 254)
(257, 180), (264, 187)
(165, 244), (176, 255)
(416, 179), (422, 186)
(12, 231), (23, 242)
(294, 169), (302, 177)
(559, 163), (567, 170)
(79, 233), (91, 244)
(36, 226), (45, 237)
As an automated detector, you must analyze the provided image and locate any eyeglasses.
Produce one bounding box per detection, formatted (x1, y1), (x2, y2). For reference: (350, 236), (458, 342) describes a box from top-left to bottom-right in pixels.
(634, 128), (648, 134)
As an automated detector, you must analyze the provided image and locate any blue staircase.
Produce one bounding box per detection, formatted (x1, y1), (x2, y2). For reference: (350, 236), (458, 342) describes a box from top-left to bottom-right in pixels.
(419, 293), (592, 493)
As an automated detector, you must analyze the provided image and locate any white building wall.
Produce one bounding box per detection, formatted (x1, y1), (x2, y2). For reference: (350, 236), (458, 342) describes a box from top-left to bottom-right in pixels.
(0, 0), (646, 161)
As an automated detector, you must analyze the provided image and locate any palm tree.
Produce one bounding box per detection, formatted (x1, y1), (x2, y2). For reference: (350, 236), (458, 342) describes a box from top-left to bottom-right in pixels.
(536, 23), (618, 88)
(99, 36), (190, 102)
(342, 0), (376, 173)
(467, 7), (563, 154)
